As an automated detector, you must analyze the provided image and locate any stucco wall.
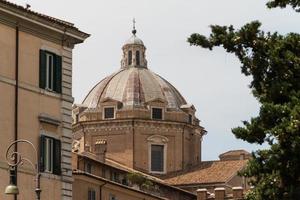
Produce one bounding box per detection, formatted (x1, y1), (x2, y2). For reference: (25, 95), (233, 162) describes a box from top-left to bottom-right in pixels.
(0, 19), (73, 199)
(73, 174), (164, 200)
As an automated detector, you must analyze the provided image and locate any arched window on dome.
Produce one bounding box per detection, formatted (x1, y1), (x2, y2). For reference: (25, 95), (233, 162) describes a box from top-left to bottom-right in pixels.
(128, 50), (132, 65)
(136, 51), (140, 66)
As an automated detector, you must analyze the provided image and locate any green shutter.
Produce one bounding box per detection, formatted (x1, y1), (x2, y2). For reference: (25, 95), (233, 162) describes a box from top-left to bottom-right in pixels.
(39, 135), (46, 172)
(39, 50), (47, 89)
(54, 55), (62, 93)
(53, 139), (61, 175)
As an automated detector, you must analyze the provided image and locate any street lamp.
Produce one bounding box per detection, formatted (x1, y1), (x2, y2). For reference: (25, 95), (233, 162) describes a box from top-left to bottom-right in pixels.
(4, 139), (41, 200)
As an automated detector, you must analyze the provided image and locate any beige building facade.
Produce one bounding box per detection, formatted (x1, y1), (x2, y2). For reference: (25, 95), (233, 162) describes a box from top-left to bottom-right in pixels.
(0, 1), (89, 200)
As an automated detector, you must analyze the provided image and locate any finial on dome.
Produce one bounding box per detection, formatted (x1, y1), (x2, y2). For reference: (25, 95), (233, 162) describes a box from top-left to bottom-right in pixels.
(132, 18), (137, 35)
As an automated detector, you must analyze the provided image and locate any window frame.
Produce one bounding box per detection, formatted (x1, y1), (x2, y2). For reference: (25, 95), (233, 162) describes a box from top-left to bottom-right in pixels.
(39, 49), (62, 93)
(151, 107), (164, 120)
(109, 194), (117, 200)
(85, 162), (92, 174)
(88, 188), (96, 200)
(188, 114), (193, 124)
(45, 52), (55, 91)
(44, 137), (54, 173)
(103, 106), (116, 120)
(128, 50), (132, 65)
(136, 50), (140, 66)
(148, 143), (167, 174)
(40, 134), (61, 175)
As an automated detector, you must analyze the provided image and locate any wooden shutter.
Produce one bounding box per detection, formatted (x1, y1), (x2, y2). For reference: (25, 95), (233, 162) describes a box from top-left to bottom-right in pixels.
(39, 135), (46, 172)
(54, 55), (62, 93)
(53, 139), (61, 175)
(39, 50), (47, 89)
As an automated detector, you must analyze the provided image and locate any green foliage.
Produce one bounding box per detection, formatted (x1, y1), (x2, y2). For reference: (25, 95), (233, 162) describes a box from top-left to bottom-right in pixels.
(126, 172), (154, 190)
(267, 0), (300, 12)
(187, 17), (300, 200)
(127, 172), (146, 186)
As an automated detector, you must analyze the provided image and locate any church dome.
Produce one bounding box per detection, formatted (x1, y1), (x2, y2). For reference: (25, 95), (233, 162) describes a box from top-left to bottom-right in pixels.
(124, 35), (144, 45)
(82, 67), (187, 110)
(81, 24), (196, 119)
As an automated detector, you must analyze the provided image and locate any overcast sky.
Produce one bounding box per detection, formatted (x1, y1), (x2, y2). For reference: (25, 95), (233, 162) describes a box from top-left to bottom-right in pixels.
(12, 0), (299, 160)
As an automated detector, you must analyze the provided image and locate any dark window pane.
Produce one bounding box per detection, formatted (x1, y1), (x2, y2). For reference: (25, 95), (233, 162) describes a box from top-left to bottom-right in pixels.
(152, 108), (163, 120)
(88, 189), (96, 200)
(151, 145), (164, 172)
(128, 51), (132, 65)
(189, 114), (193, 124)
(136, 51), (140, 65)
(104, 107), (115, 119)
(86, 163), (92, 173)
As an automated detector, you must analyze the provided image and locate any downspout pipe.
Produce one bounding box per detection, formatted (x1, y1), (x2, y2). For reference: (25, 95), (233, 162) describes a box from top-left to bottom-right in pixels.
(14, 23), (19, 200)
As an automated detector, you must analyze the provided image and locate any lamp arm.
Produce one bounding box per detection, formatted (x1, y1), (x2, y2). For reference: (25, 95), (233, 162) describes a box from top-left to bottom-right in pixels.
(5, 139), (39, 174)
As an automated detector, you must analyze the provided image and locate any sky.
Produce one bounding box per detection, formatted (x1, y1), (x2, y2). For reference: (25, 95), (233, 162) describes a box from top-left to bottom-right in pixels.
(11, 0), (299, 160)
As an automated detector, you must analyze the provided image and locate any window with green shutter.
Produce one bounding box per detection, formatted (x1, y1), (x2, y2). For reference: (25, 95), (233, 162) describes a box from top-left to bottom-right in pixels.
(39, 50), (62, 93)
(40, 135), (61, 175)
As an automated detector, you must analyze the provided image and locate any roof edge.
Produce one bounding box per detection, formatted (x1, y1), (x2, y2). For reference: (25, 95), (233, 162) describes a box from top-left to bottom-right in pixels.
(0, 1), (90, 41)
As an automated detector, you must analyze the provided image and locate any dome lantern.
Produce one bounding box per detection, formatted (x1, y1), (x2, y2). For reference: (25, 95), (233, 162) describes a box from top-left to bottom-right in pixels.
(121, 19), (147, 69)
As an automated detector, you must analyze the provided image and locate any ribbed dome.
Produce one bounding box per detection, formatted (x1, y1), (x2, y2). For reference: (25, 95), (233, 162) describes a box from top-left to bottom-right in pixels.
(124, 35), (144, 45)
(82, 67), (187, 110)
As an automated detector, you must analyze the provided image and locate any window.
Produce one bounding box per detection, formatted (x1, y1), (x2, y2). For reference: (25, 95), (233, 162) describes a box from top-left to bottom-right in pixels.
(88, 189), (96, 200)
(39, 50), (62, 93)
(44, 137), (53, 172)
(40, 135), (61, 175)
(128, 50), (132, 65)
(152, 108), (163, 120)
(188, 114), (193, 124)
(75, 114), (79, 123)
(122, 178), (128, 186)
(85, 163), (92, 173)
(109, 194), (117, 200)
(151, 145), (164, 172)
(104, 107), (115, 119)
(102, 168), (106, 178)
(136, 51), (140, 65)
(111, 171), (119, 182)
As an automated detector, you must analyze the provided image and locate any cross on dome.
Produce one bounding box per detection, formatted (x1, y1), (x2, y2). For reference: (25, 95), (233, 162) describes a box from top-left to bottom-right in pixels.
(132, 18), (137, 35)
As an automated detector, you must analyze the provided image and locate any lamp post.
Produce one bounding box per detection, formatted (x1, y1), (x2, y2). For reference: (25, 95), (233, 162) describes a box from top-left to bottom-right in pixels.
(4, 139), (41, 200)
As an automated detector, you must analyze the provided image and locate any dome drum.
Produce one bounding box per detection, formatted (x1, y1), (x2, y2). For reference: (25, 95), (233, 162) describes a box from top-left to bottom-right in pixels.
(74, 101), (199, 126)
